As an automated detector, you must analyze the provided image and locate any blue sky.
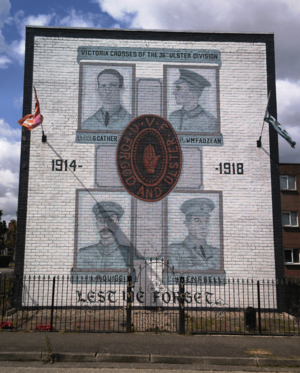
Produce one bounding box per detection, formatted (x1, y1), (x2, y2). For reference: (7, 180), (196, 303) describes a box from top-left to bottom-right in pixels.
(0, 0), (300, 221)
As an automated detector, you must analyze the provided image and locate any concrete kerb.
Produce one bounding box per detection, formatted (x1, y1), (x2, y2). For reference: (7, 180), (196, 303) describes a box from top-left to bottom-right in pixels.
(47, 353), (96, 363)
(256, 358), (300, 367)
(150, 355), (256, 365)
(150, 355), (204, 364)
(203, 357), (256, 366)
(96, 353), (150, 363)
(44, 353), (150, 363)
(0, 352), (300, 367)
(148, 356), (300, 367)
(0, 352), (42, 361)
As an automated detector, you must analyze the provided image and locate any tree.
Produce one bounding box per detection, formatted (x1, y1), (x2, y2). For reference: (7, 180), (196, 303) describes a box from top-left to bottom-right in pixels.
(0, 210), (8, 252)
(4, 220), (17, 254)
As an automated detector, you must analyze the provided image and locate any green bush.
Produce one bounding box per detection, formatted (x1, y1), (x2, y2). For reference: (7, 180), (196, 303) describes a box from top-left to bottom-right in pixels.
(0, 256), (12, 268)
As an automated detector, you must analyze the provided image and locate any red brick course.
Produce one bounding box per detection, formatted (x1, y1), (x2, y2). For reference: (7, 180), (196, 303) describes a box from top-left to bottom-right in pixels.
(280, 164), (300, 277)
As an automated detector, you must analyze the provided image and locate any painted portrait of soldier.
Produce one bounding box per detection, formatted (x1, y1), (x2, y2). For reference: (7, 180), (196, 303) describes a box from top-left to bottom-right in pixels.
(167, 194), (224, 273)
(78, 63), (135, 131)
(164, 66), (220, 134)
(76, 201), (131, 270)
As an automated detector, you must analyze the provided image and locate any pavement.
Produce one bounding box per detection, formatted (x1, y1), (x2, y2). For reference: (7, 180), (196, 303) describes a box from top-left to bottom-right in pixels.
(0, 332), (299, 370)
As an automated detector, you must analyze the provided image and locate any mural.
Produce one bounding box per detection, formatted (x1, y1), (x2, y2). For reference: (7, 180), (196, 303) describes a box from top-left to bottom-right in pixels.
(166, 192), (224, 276)
(117, 114), (182, 202)
(77, 201), (131, 270)
(74, 189), (133, 273)
(73, 47), (224, 280)
(78, 62), (135, 132)
(164, 65), (220, 134)
(76, 49), (222, 145)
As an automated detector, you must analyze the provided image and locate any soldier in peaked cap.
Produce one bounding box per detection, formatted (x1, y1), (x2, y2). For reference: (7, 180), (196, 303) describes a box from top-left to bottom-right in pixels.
(169, 68), (218, 133)
(92, 201), (124, 220)
(77, 201), (132, 270)
(168, 198), (221, 271)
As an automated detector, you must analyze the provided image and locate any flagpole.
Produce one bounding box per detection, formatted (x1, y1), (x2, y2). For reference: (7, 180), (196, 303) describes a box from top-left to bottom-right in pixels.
(257, 91), (271, 148)
(32, 85), (47, 143)
(41, 122), (47, 143)
(37, 92), (47, 143)
(37, 89), (47, 142)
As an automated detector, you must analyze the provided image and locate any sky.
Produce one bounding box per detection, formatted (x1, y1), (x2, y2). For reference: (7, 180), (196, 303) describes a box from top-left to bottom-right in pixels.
(0, 0), (299, 222)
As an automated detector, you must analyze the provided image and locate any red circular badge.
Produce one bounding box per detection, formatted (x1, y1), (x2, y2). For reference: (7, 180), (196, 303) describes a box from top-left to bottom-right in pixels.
(117, 115), (182, 202)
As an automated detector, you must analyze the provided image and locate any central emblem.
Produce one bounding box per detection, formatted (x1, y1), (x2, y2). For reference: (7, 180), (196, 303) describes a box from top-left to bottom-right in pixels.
(117, 114), (182, 202)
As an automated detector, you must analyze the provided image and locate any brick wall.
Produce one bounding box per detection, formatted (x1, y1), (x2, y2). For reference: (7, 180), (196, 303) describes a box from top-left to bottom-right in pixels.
(15, 28), (281, 283)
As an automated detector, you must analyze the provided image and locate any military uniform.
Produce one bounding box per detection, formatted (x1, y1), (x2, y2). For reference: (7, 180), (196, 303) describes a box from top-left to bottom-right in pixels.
(168, 197), (221, 271)
(169, 105), (217, 132)
(168, 236), (220, 271)
(82, 105), (132, 130)
(76, 201), (131, 270)
(77, 240), (130, 269)
(169, 68), (218, 133)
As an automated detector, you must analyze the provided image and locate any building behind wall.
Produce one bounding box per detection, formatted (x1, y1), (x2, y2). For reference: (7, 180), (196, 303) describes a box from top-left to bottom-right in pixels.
(280, 163), (300, 278)
(15, 27), (284, 307)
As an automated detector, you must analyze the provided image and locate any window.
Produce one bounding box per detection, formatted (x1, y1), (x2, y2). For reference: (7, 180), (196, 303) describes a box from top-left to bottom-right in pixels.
(280, 175), (296, 190)
(282, 211), (298, 227)
(284, 249), (300, 264)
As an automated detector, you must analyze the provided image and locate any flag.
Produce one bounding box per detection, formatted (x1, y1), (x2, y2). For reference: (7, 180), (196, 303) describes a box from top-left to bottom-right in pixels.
(18, 87), (44, 131)
(264, 112), (296, 148)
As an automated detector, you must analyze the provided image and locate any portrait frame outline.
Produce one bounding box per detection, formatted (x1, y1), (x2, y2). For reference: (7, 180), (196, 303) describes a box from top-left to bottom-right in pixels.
(77, 62), (136, 133)
(163, 190), (224, 275)
(73, 188), (135, 273)
(163, 65), (221, 136)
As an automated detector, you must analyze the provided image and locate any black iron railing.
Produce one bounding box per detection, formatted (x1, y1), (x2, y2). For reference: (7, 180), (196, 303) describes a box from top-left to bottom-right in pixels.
(0, 271), (299, 335)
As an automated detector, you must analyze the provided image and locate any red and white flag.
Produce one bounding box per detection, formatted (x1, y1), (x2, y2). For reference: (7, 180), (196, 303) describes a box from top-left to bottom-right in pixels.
(18, 87), (44, 130)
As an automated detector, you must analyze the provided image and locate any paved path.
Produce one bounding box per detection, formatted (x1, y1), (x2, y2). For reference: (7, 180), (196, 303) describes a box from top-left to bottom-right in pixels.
(1, 333), (299, 357)
(0, 333), (299, 370)
(0, 366), (299, 372)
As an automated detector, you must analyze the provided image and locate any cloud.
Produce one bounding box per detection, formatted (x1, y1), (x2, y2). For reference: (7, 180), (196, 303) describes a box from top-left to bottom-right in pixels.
(14, 95), (23, 110)
(0, 10), (54, 68)
(0, 119), (20, 221)
(11, 11), (54, 61)
(0, 119), (21, 174)
(0, 54), (11, 68)
(57, 9), (101, 28)
(0, 186), (18, 222)
(1, 8), (104, 66)
(95, 0), (300, 81)
(277, 79), (300, 128)
(273, 79), (300, 163)
(0, 118), (21, 141)
(94, 0), (300, 163)
(14, 11), (54, 37)
(1, 0), (300, 81)
(0, 0), (10, 28)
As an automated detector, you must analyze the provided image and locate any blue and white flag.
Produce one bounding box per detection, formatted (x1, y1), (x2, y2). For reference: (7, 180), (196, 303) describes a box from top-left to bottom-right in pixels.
(264, 113), (296, 148)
